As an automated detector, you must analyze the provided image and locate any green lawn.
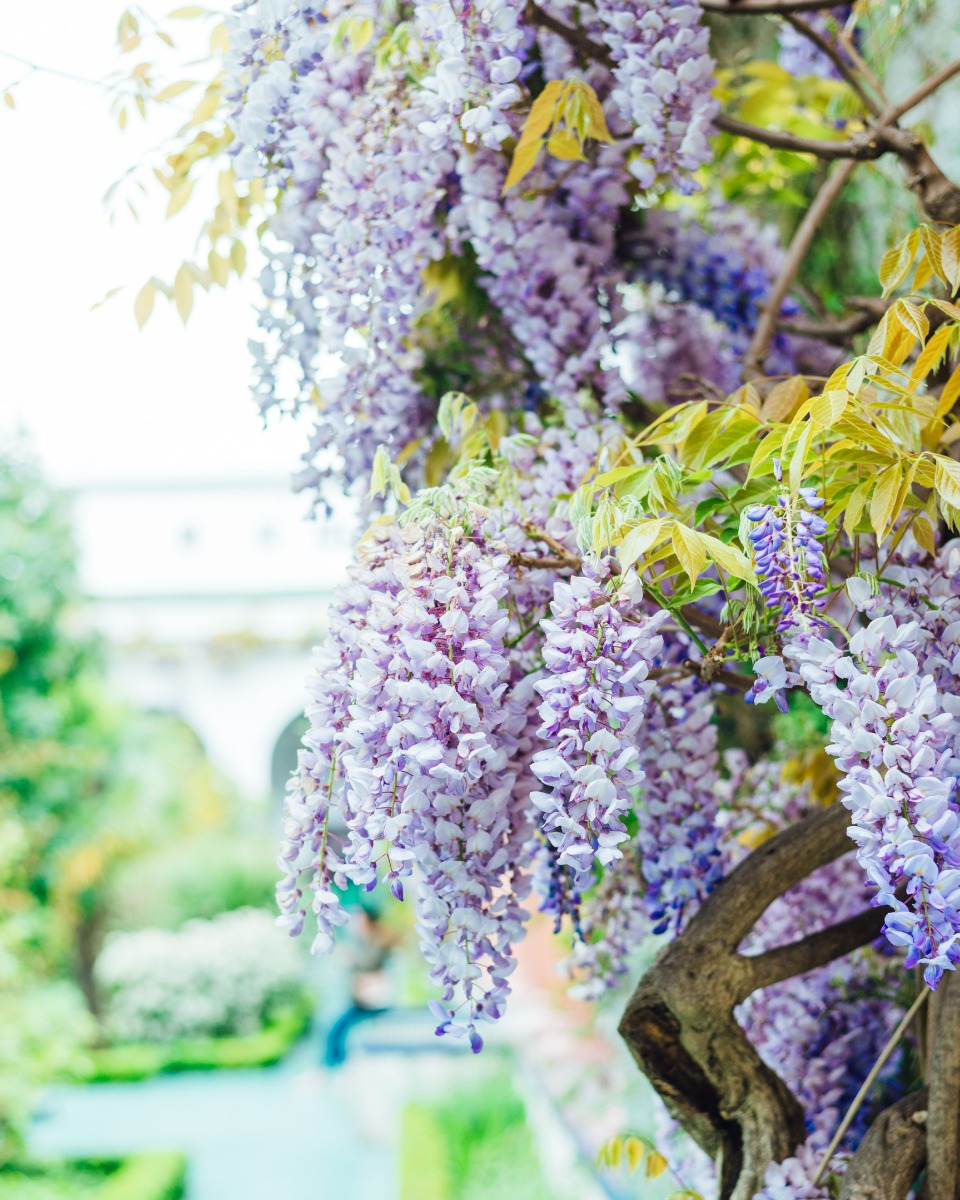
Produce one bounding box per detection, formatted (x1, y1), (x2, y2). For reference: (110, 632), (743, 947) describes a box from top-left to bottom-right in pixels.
(0, 1153), (185, 1200)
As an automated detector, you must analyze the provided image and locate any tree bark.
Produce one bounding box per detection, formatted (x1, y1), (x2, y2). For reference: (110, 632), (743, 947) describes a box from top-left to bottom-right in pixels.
(839, 1090), (927, 1200)
(927, 972), (960, 1200)
(619, 804), (864, 1199)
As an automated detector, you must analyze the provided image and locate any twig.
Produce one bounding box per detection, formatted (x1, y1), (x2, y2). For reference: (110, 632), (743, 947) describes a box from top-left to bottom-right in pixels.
(782, 14), (883, 117)
(0, 47), (110, 91)
(744, 159), (857, 380)
(522, 522), (582, 569)
(881, 55), (960, 126)
(812, 987), (930, 1187)
(524, 2), (612, 68)
(713, 113), (859, 159)
(701, 0), (854, 11)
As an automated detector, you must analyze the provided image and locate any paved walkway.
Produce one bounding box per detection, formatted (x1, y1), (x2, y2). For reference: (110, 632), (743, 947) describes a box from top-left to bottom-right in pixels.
(28, 1020), (429, 1200)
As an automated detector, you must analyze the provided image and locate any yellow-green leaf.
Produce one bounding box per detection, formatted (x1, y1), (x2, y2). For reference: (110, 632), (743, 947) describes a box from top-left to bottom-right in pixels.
(646, 1151), (669, 1179)
(935, 455), (960, 509)
(761, 376), (807, 423)
(2, 92), (14, 110)
(517, 81), (564, 146)
(911, 323), (955, 385)
(502, 138), (544, 193)
(671, 523), (707, 585)
(700, 533), (756, 584)
(747, 427), (786, 481)
(789, 420), (814, 494)
(546, 128), (586, 162)
(134, 281), (155, 329)
(895, 299), (930, 344)
(625, 1137), (645, 1173)
(941, 226), (960, 295)
(843, 480), (869, 539)
(166, 177), (194, 217)
(869, 462), (901, 537)
(618, 520), (665, 570)
(155, 80), (197, 102)
(173, 264), (194, 322)
(810, 388), (848, 428)
(879, 228), (919, 297)
(936, 363), (960, 422)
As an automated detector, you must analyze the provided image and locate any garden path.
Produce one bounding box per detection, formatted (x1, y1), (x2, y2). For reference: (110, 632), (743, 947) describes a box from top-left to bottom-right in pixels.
(28, 1018), (450, 1200)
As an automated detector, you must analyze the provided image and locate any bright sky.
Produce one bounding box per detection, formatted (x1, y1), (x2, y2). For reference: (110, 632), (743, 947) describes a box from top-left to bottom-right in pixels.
(0, 0), (308, 488)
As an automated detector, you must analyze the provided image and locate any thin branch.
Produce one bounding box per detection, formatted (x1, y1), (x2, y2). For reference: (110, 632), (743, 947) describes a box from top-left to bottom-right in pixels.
(0, 48), (110, 91)
(744, 159), (857, 380)
(778, 297), (889, 345)
(701, 0), (854, 11)
(523, 2), (612, 68)
(713, 113), (859, 159)
(742, 905), (887, 997)
(782, 15), (883, 117)
(813, 988), (930, 1187)
(881, 55), (960, 125)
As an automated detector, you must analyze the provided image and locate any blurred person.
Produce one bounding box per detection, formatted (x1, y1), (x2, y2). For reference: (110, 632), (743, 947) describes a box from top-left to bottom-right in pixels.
(323, 906), (398, 1067)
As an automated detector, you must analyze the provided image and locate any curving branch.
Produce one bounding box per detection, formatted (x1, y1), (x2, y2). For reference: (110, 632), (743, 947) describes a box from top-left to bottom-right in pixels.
(619, 804), (855, 1200)
(839, 1090), (928, 1200)
(742, 904), (887, 997)
(781, 15), (883, 117)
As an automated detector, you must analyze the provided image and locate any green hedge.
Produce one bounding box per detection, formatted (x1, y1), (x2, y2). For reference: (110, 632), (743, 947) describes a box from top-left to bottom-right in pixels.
(0, 1154), (186, 1200)
(97, 1153), (186, 1200)
(79, 997), (311, 1083)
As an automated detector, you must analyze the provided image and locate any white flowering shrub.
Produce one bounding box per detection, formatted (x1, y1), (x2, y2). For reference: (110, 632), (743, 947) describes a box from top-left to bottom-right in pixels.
(95, 909), (304, 1044)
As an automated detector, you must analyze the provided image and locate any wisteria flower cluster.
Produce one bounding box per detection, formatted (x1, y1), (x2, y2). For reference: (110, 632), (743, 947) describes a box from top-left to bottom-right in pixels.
(788, 559), (960, 986)
(594, 0), (718, 192)
(530, 570), (666, 889)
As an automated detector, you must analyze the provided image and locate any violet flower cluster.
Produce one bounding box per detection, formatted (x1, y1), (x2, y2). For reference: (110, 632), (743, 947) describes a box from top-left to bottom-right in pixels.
(594, 0), (718, 192)
(415, 0), (525, 149)
(635, 675), (725, 935)
(787, 559), (960, 987)
(530, 570), (666, 898)
(778, 7), (854, 80)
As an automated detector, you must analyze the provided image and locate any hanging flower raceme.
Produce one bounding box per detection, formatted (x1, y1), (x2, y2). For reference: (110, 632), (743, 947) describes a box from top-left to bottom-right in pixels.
(415, 0), (526, 149)
(787, 562), (960, 987)
(530, 569), (667, 907)
(745, 467), (828, 712)
(635, 674), (725, 935)
(594, 0), (717, 192)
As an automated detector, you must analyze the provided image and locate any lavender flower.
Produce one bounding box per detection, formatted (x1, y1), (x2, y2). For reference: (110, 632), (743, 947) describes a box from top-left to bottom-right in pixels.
(530, 570), (667, 897)
(594, 0), (718, 193)
(787, 557), (960, 986)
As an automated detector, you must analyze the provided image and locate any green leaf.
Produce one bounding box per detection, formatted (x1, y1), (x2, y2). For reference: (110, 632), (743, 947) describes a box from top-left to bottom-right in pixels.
(671, 523), (707, 585)
(789, 420), (814, 495)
